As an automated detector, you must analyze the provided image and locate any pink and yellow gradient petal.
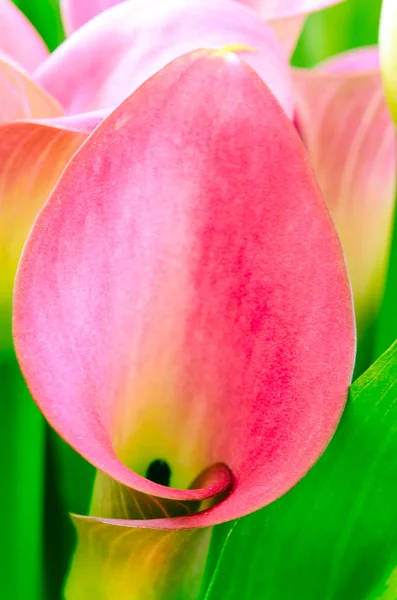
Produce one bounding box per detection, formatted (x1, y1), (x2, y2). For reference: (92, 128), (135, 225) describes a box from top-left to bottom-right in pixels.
(294, 48), (396, 337)
(0, 54), (62, 124)
(66, 521), (211, 600)
(0, 114), (103, 351)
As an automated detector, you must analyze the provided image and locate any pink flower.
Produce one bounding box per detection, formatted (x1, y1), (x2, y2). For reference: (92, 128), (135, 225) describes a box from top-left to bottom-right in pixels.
(0, 1), (353, 597)
(13, 49), (355, 598)
(294, 48), (396, 342)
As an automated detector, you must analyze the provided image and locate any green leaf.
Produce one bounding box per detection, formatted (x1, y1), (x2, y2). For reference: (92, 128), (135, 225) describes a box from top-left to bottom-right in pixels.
(12, 0), (65, 51)
(293, 0), (382, 67)
(202, 338), (397, 600)
(0, 354), (45, 600)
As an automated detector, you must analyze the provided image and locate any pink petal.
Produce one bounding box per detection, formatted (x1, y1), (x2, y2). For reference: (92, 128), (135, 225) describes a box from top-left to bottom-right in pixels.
(267, 14), (307, 56)
(249, 0), (344, 18)
(34, 109), (107, 133)
(0, 113), (102, 350)
(36, 0), (293, 117)
(14, 50), (355, 527)
(0, 0), (48, 72)
(61, 0), (344, 34)
(294, 49), (395, 335)
(318, 45), (380, 74)
(0, 54), (62, 123)
(60, 0), (123, 34)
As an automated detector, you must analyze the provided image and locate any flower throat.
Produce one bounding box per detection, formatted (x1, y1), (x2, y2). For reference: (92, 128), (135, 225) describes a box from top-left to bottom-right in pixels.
(146, 459), (171, 486)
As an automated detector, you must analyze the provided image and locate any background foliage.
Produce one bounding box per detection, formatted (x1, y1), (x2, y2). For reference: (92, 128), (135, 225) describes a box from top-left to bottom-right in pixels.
(293, 0), (382, 66)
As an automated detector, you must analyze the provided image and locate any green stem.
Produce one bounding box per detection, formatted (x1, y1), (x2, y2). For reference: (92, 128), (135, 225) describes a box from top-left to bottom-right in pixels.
(44, 430), (95, 599)
(0, 354), (44, 600)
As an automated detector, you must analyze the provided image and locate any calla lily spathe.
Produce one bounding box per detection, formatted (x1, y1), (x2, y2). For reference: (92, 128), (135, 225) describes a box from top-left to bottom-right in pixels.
(14, 49), (355, 598)
(1, 0), (342, 349)
(294, 47), (396, 355)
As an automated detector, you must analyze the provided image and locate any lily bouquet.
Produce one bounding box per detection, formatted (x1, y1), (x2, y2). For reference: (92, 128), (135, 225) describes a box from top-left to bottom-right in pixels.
(1, 1), (397, 599)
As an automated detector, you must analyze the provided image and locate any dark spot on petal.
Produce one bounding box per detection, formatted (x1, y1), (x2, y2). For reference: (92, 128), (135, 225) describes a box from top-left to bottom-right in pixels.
(146, 459), (171, 487)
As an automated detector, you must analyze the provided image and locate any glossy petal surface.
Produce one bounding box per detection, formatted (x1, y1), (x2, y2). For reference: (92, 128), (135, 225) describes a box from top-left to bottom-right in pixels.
(15, 50), (355, 526)
(36, 0), (293, 117)
(0, 54), (62, 124)
(0, 0), (48, 71)
(294, 48), (396, 337)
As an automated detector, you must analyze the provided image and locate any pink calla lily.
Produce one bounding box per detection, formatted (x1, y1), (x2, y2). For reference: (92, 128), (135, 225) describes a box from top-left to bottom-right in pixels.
(59, 0), (344, 58)
(14, 50), (355, 597)
(293, 47), (396, 340)
(35, 0), (296, 117)
(0, 28), (107, 596)
(0, 0), (48, 71)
